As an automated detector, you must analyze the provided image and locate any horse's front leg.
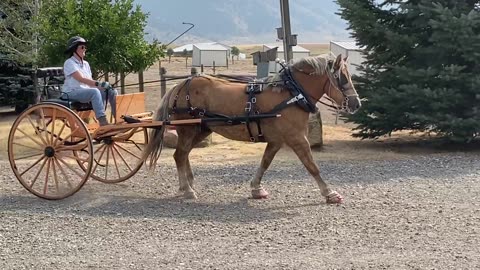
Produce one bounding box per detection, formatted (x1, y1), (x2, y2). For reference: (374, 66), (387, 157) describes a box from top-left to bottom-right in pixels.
(286, 135), (343, 204)
(250, 142), (282, 199)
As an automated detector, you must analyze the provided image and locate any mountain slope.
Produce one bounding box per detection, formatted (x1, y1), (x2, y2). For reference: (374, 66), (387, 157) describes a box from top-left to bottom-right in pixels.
(133, 0), (351, 45)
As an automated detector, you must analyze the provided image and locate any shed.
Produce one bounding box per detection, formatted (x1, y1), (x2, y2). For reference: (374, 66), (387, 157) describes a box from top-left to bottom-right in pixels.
(192, 43), (229, 67)
(262, 44), (310, 61)
(329, 41), (365, 76)
(174, 42), (232, 57)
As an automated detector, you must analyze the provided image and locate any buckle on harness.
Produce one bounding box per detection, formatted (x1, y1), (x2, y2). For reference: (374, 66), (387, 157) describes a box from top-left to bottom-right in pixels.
(245, 102), (252, 112)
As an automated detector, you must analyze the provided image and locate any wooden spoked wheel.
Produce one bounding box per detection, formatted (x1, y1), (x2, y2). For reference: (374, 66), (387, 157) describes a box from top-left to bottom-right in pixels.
(74, 127), (148, 183)
(8, 103), (94, 200)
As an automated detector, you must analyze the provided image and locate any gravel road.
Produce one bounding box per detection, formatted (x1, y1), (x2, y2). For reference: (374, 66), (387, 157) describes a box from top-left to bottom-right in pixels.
(1, 150), (480, 270)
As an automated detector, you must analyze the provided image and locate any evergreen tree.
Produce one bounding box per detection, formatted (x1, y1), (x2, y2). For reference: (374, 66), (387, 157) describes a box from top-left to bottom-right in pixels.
(0, 0), (40, 66)
(336, 0), (480, 142)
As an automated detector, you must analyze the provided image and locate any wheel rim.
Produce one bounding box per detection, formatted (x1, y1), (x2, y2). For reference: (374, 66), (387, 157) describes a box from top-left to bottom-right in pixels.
(8, 103), (93, 200)
(74, 127), (148, 183)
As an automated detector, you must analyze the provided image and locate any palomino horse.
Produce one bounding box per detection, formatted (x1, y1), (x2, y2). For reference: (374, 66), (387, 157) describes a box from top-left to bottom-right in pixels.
(143, 54), (361, 204)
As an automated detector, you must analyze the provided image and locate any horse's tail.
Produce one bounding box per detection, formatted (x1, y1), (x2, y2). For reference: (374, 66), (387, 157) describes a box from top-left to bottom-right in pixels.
(141, 85), (176, 171)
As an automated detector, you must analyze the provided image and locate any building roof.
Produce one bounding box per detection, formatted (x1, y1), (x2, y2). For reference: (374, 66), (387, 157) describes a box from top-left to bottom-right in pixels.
(193, 43), (229, 51)
(330, 41), (362, 51)
(263, 43), (310, 53)
(174, 42), (230, 52)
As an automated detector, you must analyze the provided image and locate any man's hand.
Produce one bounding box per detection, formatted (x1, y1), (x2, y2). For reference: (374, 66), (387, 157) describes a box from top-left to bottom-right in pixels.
(95, 81), (110, 89)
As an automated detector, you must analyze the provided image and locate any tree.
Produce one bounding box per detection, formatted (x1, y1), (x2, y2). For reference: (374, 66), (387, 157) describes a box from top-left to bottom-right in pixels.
(0, 0), (40, 66)
(166, 48), (174, 63)
(231, 46), (240, 64)
(38, 0), (164, 78)
(337, 0), (480, 142)
(182, 48), (188, 68)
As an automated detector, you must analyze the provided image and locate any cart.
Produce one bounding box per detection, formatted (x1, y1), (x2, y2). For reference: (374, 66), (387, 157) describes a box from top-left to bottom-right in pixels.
(7, 71), (201, 200)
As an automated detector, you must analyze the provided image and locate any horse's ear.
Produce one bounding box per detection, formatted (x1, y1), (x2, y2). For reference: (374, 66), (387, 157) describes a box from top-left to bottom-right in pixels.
(344, 56), (349, 63)
(334, 54), (342, 69)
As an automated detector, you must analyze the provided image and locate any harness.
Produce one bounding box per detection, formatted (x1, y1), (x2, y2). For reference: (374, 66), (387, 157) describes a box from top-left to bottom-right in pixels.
(170, 67), (324, 142)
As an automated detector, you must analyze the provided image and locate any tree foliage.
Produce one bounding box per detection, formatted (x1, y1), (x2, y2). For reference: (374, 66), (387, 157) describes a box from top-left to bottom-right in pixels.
(166, 47), (173, 63)
(337, 0), (480, 142)
(0, 0), (39, 66)
(231, 46), (240, 63)
(38, 0), (164, 77)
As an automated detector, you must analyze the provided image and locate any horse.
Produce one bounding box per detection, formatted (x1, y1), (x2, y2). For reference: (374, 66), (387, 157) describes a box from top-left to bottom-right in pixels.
(142, 53), (361, 204)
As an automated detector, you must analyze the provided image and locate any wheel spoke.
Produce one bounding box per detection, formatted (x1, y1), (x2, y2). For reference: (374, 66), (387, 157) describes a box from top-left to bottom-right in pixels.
(115, 143), (142, 159)
(53, 120), (67, 147)
(110, 146), (122, 179)
(56, 155), (85, 179)
(91, 143), (108, 174)
(54, 157), (73, 189)
(29, 158), (48, 188)
(15, 152), (43, 161)
(61, 154), (90, 163)
(52, 158), (60, 192)
(104, 146), (110, 180)
(112, 144), (133, 172)
(12, 141), (43, 151)
(26, 114), (48, 146)
(16, 127), (46, 149)
(43, 159), (52, 195)
(19, 155), (45, 176)
(50, 109), (57, 145)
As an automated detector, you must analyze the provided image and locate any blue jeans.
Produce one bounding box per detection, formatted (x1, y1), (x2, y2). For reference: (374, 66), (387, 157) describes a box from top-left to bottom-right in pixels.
(61, 87), (118, 119)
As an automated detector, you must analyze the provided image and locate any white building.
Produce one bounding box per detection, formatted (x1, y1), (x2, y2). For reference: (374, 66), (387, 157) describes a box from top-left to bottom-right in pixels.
(330, 41), (366, 76)
(192, 43), (229, 67)
(262, 44), (310, 61)
(174, 42), (231, 55)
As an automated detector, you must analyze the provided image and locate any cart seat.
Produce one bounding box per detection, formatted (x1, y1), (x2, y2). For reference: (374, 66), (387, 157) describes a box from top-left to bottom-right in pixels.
(44, 98), (93, 111)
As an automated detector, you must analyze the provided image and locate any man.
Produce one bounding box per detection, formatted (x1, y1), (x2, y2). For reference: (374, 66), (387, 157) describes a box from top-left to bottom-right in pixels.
(61, 36), (117, 126)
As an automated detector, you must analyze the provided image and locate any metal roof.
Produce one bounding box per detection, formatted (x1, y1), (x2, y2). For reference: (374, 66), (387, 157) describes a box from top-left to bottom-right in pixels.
(174, 42), (230, 52)
(330, 41), (362, 51)
(193, 43), (229, 51)
(263, 43), (310, 53)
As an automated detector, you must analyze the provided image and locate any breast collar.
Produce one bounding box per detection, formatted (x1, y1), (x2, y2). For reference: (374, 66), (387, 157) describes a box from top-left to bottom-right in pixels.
(278, 67), (318, 113)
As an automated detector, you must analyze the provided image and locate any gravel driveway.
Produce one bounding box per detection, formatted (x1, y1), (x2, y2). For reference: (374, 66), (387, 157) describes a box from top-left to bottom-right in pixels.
(1, 150), (480, 269)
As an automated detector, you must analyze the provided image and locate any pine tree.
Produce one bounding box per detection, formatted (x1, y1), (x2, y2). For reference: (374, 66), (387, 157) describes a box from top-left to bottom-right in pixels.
(0, 0), (40, 66)
(336, 0), (480, 142)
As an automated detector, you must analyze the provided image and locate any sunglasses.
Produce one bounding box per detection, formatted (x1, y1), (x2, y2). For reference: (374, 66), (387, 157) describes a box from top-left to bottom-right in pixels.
(78, 45), (87, 50)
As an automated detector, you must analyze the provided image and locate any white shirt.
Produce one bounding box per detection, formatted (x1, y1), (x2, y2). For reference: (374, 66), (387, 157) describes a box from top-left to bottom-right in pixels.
(63, 56), (93, 92)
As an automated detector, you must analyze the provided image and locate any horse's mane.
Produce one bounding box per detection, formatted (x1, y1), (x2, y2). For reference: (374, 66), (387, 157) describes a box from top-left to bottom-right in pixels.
(264, 53), (337, 90)
(290, 52), (336, 75)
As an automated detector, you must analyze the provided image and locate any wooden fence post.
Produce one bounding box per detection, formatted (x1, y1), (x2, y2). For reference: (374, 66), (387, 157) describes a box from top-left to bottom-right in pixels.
(212, 61), (216, 74)
(191, 67), (197, 76)
(138, 70), (144, 92)
(160, 67), (166, 98)
(201, 64), (204, 73)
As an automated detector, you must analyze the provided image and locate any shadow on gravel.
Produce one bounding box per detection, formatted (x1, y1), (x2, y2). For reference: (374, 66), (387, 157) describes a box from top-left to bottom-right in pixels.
(0, 194), (304, 223)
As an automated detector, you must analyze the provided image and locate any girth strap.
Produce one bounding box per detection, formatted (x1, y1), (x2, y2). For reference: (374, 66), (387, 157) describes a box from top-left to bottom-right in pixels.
(244, 83), (265, 142)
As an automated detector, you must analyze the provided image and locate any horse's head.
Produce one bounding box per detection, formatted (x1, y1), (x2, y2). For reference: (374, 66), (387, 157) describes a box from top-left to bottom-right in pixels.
(325, 54), (362, 114)
(290, 54), (361, 114)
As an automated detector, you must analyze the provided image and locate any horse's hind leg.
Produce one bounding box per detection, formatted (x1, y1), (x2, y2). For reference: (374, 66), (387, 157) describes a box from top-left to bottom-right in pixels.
(286, 135), (343, 204)
(173, 127), (198, 199)
(250, 142), (282, 199)
(185, 131), (212, 190)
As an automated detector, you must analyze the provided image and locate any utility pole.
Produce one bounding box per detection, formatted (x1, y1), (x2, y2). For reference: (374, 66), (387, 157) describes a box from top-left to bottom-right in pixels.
(278, 0), (296, 63)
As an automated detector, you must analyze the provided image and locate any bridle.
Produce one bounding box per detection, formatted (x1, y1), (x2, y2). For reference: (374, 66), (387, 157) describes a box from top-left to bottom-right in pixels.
(294, 61), (359, 113)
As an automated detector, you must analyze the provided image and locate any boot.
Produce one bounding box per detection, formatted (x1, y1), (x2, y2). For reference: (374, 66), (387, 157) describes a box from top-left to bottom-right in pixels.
(98, 116), (109, 126)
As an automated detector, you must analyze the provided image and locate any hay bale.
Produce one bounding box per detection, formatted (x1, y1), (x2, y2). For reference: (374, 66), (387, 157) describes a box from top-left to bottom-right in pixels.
(162, 128), (213, 148)
(163, 129), (178, 148)
(307, 111), (323, 148)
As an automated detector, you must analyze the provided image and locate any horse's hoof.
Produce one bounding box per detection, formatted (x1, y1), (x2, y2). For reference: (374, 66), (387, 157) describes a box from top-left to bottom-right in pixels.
(184, 191), (198, 199)
(326, 191), (343, 204)
(251, 188), (269, 199)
